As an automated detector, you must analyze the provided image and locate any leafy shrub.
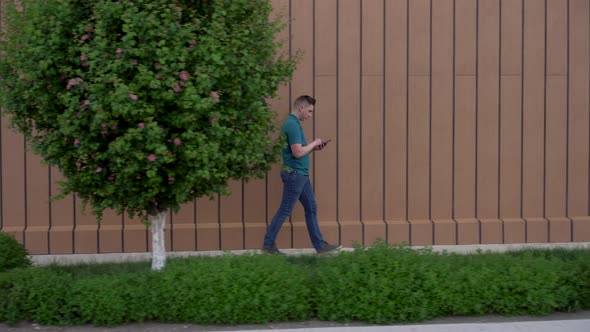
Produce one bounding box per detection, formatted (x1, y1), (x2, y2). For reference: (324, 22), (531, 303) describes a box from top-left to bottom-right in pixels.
(314, 244), (444, 323)
(0, 232), (31, 273)
(314, 242), (590, 323)
(69, 273), (158, 325)
(156, 254), (311, 324)
(0, 268), (73, 324)
(0, 254), (311, 326)
(0, 246), (589, 326)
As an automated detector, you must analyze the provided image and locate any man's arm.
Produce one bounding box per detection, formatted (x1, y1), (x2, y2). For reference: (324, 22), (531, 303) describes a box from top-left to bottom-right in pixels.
(290, 139), (322, 159)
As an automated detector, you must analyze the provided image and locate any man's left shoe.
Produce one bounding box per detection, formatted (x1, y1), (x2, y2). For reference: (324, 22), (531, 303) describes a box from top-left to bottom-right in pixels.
(316, 242), (342, 255)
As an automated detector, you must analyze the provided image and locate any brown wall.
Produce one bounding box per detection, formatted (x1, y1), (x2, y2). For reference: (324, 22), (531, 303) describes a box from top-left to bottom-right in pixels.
(1, 0), (590, 254)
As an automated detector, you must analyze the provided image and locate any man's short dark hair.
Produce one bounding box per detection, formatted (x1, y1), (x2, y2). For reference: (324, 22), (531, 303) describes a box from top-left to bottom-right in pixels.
(294, 95), (316, 108)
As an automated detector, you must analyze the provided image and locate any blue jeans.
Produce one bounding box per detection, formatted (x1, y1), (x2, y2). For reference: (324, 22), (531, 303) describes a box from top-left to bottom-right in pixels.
(263, 170), (326, 250)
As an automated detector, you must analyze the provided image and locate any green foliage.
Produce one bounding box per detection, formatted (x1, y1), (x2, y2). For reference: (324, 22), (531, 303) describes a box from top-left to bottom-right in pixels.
(0, 268), (74, 324)
(0, 254), (311, 326)
(156, 255), (311, 324)
(0, 232), (31, 273)
(0, 0), (296, 219)
(313, 242), (590, 324)
(1, 246), (589, 326)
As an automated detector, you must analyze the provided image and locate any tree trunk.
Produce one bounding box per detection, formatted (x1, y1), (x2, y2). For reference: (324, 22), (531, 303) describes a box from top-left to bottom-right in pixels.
(149, 210), (167, 271)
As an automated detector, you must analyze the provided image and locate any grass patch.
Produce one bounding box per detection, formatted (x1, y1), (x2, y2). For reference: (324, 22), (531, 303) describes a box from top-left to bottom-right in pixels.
(1, 243), (589, 326)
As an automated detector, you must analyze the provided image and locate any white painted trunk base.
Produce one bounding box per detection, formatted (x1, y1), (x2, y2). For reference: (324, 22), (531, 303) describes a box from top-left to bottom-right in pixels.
(149, 211), (167, 271)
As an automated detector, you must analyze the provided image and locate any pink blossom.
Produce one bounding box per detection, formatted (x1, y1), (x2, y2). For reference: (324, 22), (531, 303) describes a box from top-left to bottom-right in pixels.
(111, 124), (117, 130)
(101, 130), (108, 135)
(101, 122), (107, 128)
(263, 96), (272, 105)
(74, 139), (80, 146)
(116, 48), (123, 54)
(66, 77), (83, 89)
(179, 70), (189, 80)
(154, 62), (162, 68)
(132, 59), (138, 65)
(155, 74), (161, 79)
(173, 138), (182, 146)
(210, 91), (220, 103)
(189, 39), (197, 48)
(95, 167), (103, 173)
(129, 94), (138, 100)
(80, 34), (89, 41)
(147, 154), (157, 161)
(81, 100), (90, 108)
(80, 54), (87, 62)
(168, 177), (176, 183)
(108, 174), (115, 181)
(137, 123), (145, 128)
(173, 85), (182, 93)
(179, 81), (185, 87)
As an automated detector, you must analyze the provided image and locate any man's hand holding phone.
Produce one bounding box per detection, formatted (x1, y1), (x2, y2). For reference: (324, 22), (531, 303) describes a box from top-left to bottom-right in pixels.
(315, 139), (332, 150)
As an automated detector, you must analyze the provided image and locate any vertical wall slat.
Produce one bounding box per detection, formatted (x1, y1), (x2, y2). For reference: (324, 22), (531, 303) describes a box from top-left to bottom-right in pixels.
(244, 179), (266, 249)
(314, 77), (339, 243)
(266, 85), (291, 249)
(500, 0), (524, 222)
(431, 0), (455, 245)
(568, 0), (590, 218)
(97, 209), (122, 253)
(361, 0), (385, 246)
(477, 0), (503, 243)
(1, 121), (25, 242)
(314, 0), (339, 245)
(265, 0), (291, 249)
(407, 0), (431, 233)
(24, 148), (49, 254)
(454, 0), (478, 245)
(523, 0), (548, 241)
(219, 180), (244, 250)
(406, 0), (432, 245)
(338, 0), (363, 246)
(290, 0), (314, 248)
(384, 0), (409, 244)
(49, 171), (75, 254)
(196, 196), (220, 250)
(172, 202), (196, 252)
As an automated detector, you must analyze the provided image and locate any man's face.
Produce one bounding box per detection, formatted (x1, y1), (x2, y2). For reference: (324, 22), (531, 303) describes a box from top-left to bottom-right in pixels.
(298, 104), (314, 121)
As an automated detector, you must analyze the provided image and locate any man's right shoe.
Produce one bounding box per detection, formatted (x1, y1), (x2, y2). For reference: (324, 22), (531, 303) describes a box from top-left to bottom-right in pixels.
(261, 244), (285, 255)
(316, 242), (342, 255)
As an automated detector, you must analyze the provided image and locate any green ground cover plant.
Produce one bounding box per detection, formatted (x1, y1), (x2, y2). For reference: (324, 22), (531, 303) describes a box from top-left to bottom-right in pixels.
(0, 232), (31, 273)
(0, 243), (588, 326)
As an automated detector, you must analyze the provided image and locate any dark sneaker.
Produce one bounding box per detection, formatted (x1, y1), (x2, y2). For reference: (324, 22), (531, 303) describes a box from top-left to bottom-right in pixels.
(316, 242), (342, 255)
(261, 244), (285, 255)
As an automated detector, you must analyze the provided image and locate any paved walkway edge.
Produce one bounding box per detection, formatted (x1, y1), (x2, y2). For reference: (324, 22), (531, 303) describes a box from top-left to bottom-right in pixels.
(245, 319), (590, 332)
(30, 242), (590, 266)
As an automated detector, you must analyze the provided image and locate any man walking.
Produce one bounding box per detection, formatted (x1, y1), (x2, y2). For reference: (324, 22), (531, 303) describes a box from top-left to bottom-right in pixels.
(262, 95), (341, 255)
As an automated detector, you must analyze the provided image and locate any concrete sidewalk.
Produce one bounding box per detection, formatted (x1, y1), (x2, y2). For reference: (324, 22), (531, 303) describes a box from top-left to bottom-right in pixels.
(3, 313), (590, 332)
(240, 319), (590, 332)
(30, 242), (590, 266)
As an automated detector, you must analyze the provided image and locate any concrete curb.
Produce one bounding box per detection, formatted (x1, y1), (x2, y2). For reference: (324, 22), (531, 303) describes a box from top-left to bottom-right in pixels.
(30, 242), (590, 266)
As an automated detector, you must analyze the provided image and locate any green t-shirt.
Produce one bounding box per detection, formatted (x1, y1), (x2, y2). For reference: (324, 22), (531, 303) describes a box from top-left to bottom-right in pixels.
(282, 114), (309, 175)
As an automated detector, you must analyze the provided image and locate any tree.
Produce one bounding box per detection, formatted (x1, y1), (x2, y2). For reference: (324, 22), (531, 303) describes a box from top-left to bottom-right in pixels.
(0, 0), (295, 270)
